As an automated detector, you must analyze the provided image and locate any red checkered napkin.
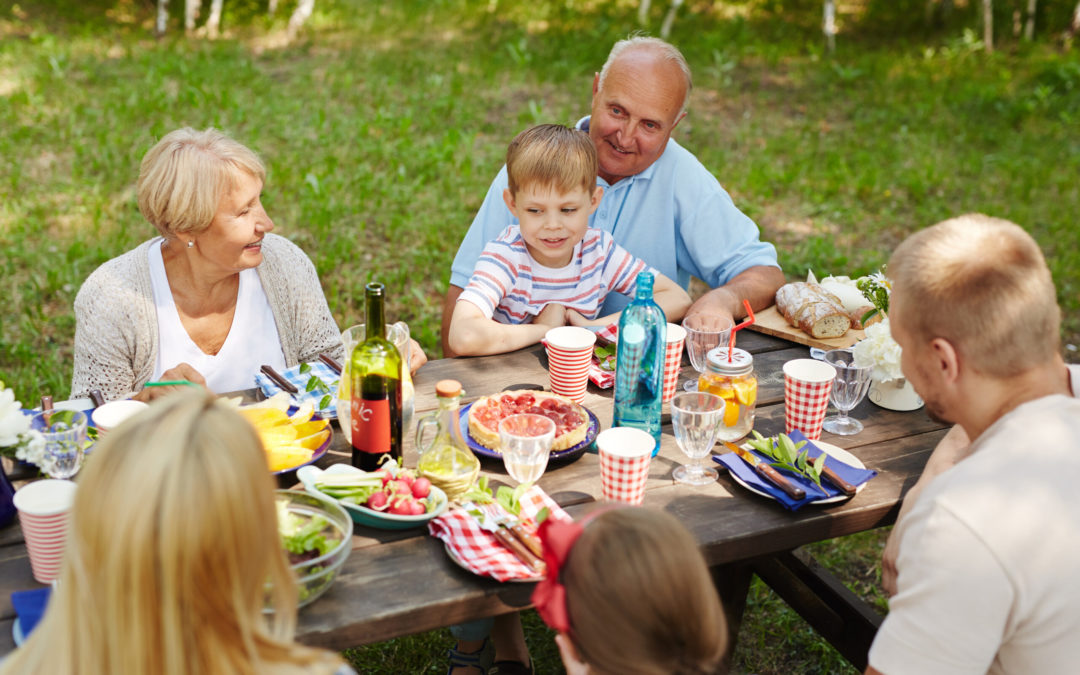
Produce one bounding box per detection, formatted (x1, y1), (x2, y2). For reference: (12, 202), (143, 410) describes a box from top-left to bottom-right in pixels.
(589, 324), (619, 388)
(428, 485), (570, 582)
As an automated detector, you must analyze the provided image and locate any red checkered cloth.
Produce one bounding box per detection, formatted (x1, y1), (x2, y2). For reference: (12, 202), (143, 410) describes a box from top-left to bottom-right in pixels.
(589, 324), (619, 389)
(428, 486), (571, 582)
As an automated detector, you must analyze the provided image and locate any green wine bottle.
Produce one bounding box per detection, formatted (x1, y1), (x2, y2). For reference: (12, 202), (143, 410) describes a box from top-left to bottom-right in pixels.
(350, 282), (403, 471)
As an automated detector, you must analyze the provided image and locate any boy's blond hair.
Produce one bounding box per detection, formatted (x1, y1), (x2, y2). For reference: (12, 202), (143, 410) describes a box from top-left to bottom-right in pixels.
(137, 127), (267, 238)
(889, 213), (1060, 378)
(506, 124), (598, 197)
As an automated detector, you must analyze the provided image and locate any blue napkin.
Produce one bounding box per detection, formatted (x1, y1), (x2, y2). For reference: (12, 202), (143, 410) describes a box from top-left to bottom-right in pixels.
(254, 362), (339, 419)
(713, 430), (877, 511)
(11, 587), (51, 642)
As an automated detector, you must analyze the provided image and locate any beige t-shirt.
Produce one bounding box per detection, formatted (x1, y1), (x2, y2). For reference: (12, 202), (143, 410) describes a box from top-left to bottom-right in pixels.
(869, 390), (1080, 674)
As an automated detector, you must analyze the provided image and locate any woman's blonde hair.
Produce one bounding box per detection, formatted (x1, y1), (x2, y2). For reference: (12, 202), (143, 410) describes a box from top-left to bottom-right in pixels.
(1, 389), (343, 675)
(563, 508), (727, 675)
(137, 127), (266, 238)
(889, 213), (1061, 377)
(506, 124), (598, 197)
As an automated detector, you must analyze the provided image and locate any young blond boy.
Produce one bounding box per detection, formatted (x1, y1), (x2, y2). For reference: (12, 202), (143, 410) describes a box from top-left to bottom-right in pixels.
(449, 124), (690, 356)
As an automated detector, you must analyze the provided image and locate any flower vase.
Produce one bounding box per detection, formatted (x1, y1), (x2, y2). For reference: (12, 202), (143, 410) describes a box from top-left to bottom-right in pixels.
(0, 460), (16, 528)
(868, 377), (923, 411)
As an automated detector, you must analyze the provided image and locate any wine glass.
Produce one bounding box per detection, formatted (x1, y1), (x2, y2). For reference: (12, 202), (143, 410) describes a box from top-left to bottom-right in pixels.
(31, 410), (88, 480)
(822, 349), (873, 436)
(670, 392), (724, 485)
(498, 414), (556, 485)
(682, 315), (734, 391)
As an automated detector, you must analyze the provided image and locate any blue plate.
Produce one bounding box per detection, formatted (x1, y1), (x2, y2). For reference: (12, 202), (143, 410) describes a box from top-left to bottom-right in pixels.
(457, 400), (599, 464)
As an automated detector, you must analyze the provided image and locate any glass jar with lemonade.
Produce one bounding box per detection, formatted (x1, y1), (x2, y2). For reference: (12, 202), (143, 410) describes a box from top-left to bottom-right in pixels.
(698, 347), (757, 442)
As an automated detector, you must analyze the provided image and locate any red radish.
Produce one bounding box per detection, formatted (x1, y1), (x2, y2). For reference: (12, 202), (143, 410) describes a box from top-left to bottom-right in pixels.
(387, 495), (416, 515)
(366, 491), (389, 511)
(408, 500), (427, 516)
(411, 477), (432, 499)
(397, 472), (415, 487)
(378, 468), (394, 486)
(387, 480), (412, 496)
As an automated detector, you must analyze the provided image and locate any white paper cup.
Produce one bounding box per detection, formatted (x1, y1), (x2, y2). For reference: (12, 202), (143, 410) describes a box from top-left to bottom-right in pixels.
(14, 479), (77, 583)
(92, 400), (149, 433)
(596, 427), (654, 505)
(783, 359), (838, 441)
(662, 323), (687, 403)
(545, 327), (597, 402)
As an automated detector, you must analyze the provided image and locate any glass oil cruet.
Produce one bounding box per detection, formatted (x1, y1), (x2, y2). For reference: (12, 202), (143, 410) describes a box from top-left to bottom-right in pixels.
(415, 380), (480, 500)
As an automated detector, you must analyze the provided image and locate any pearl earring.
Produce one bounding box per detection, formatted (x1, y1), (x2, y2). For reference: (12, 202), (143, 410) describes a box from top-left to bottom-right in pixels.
(186, 240), (194, 248)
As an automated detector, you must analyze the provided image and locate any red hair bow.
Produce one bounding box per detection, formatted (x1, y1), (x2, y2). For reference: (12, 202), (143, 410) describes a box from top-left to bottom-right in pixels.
(530, 516), (584, 634)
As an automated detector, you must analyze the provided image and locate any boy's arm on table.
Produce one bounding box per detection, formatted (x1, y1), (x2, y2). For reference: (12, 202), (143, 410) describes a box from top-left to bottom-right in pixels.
(448, 299), (566, 357)
(566, 272), (691, 328)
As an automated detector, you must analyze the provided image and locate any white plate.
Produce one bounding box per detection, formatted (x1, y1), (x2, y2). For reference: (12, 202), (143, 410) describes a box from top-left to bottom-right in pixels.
(730, 440), (865, 506)
(13, 616), (24, 646)
(30, 398), (92, 412)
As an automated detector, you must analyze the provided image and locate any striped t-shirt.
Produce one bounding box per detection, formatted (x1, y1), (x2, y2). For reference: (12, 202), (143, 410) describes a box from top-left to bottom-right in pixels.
(459, 226), (655, 325)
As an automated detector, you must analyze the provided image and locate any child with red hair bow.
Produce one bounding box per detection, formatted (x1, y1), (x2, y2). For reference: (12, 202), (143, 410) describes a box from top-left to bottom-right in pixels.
(532, 507), (728, 675)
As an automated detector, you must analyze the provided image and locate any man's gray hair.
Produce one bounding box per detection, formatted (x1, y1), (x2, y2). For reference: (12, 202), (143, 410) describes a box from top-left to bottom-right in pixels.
(597, 35), (693, 117)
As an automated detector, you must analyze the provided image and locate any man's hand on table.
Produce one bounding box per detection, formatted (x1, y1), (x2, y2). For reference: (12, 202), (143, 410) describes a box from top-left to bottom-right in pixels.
(407, 338), (428, 374)
(684, 265), (785, 327)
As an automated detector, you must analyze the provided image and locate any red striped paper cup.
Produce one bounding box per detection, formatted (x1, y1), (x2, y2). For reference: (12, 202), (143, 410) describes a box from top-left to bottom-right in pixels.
(662, 323), (686, 403)
(544, 327), (597, 403)
(13, 479), (77, 583)
(597, 427), (654, 505)
(783, 359), (838, 441)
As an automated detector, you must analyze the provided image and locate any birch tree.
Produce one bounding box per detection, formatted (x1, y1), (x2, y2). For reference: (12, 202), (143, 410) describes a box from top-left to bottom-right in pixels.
(1024, 0), (1036, 41)
(659, 0), (683, 39)
(983, 0), (994, 52)
(824, 0), (837, 54)
(156, 0), (169, 36)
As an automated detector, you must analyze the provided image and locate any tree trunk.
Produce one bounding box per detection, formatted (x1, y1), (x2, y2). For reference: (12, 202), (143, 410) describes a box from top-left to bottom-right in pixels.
(824, 0), (837, 54)
(982, 0), (994, 52)
(185, 0), (199, 34)
(660, 0), (683, 39)
(269, 0), (279, 15)
(638, 0), (651, 27)
(207, 0), (223, 37)
(156, 0), (169, 36)
(1024, 0), (1036, 41)
(287, 0), (316, 41)
(1070, 1), (1080, 38)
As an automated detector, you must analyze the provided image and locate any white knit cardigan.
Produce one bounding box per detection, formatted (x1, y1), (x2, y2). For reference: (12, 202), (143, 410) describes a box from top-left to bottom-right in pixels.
(71, 233), (343, 400)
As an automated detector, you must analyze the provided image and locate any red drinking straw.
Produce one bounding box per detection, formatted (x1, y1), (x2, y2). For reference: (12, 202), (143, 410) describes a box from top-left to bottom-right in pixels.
(728, 299), (756, 362)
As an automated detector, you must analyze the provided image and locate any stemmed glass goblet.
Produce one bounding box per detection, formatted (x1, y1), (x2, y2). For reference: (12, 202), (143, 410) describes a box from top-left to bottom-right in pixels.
(822, 349), (873, 436)
(670, 392), (724, 486)
(682, 315), (734, 391)
(498, 414), (556, 485)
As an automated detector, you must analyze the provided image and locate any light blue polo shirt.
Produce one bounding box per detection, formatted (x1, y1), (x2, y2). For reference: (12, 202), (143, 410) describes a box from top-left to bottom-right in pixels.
(450, 116), (779, 314)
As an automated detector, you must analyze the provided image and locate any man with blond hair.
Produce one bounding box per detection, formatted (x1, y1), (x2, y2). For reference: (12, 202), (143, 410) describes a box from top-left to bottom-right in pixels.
(866, 214), (1080, 675)
(441, 35), (783, 356)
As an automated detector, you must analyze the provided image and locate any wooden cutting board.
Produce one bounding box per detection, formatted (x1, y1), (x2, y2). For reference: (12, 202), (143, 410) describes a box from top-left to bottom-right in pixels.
(746, 305), (864, 350)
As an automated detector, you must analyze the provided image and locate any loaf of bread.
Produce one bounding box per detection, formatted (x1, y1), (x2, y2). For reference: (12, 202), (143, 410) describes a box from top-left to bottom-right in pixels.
(775, 282), (849, 339)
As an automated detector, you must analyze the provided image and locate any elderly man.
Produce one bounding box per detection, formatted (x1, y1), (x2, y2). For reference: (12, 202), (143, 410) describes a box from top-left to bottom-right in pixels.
(441, 36), (783, 355)
(866, 214), (1080, 675)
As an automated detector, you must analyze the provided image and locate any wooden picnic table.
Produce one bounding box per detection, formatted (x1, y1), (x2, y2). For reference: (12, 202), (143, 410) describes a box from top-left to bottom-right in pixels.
(0, 330), (947, 667)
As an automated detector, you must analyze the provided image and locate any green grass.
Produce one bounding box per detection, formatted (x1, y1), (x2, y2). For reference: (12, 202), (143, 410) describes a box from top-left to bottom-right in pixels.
(2, 0), (1078, 671)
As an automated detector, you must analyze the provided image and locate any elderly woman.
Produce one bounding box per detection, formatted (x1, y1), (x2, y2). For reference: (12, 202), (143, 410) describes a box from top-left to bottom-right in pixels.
(0, 389), (355, 674)
(71, 127), (423, 402)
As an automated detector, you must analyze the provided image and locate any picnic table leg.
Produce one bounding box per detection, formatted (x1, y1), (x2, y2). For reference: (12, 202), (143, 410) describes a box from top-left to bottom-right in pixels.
(710, 561), (753, 670)
(752, 549), (883, 671)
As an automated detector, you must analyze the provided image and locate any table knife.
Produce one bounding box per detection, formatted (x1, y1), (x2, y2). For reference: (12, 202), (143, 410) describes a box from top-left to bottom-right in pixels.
(820, 464), (857, 497)
(723, 441), (807, 501)
(464, 505), (544, 573)
(260, 365), (298, 394)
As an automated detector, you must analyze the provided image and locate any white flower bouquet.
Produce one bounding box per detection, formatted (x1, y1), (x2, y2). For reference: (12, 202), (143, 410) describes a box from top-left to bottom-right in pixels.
(0, 381), (46, 468)
(851, 270), (905, 383)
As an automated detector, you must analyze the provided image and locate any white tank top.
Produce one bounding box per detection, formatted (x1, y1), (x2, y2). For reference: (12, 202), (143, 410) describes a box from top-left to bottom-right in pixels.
(148, 240), (286, 394)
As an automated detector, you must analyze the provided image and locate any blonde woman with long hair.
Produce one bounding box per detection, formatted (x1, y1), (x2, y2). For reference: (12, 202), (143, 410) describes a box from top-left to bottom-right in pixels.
(0, 389), (352, 675)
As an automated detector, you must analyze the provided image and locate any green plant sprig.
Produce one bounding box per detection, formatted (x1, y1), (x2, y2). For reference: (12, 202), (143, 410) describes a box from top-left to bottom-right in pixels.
(746, 431), (826, 488)
(298, 363), (334, 411)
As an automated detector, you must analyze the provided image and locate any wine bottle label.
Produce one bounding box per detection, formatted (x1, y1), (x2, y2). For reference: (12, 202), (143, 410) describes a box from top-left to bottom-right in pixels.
(351, 397), (391, 455)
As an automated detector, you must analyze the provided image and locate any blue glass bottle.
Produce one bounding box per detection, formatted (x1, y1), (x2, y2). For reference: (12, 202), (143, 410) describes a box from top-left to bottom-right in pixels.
(613, 272), (667, 455)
